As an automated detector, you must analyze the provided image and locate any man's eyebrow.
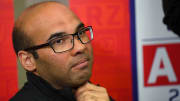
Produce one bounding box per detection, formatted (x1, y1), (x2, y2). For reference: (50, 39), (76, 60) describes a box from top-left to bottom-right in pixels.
(75, 23), (84, 32)
(47, 32), (65, 41)
(47, 23), (84, 41)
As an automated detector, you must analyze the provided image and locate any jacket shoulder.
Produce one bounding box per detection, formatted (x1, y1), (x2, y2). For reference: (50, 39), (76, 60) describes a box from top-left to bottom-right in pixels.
(9, 82), (46, 101)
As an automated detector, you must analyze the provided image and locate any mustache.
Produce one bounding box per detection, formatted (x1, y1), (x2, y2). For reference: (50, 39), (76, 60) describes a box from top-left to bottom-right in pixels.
(69, 54), (90, 68)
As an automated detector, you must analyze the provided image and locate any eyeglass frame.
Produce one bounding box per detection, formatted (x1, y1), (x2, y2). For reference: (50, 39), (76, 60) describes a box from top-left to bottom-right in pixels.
(24, 26), (93, 53)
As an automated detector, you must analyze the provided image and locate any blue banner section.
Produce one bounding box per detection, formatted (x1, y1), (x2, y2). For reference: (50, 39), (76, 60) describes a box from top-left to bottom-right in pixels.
(129, 0), (138, 101)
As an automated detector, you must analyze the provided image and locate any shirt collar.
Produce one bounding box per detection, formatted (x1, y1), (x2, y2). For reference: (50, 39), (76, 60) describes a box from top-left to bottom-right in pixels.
(26, 72), (76, 100)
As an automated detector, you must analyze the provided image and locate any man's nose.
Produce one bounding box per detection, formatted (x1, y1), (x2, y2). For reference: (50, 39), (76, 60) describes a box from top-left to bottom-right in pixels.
(70, 37), (86, 56)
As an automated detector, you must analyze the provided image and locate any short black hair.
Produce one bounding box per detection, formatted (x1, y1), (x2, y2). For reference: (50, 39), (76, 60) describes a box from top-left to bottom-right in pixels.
(12, 26), (33, 55)
(12, 26), (40, 59)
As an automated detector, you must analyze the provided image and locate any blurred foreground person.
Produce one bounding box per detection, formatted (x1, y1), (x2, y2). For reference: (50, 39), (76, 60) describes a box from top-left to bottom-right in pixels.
(163, 0), (180, 37)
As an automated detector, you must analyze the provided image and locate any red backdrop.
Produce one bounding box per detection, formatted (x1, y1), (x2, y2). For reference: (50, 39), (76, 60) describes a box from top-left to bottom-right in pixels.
(70, 0), (133, 100)
(0, 0), (133, 101)
(0, 0), (18, 101)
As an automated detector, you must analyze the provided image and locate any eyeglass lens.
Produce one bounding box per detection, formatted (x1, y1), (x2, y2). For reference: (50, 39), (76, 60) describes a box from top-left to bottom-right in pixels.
(50, 27), (93, 53)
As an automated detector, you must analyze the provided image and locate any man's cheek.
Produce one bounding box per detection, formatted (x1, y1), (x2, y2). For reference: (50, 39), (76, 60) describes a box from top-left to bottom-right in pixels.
(87, 44), (93, 55)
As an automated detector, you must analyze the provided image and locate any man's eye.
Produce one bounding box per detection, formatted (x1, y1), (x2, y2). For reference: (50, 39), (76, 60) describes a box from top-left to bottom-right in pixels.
(56, 39), (62, 43)
(51, 38), (63, 44)
(79, 28), (89, 35)
(79, 31), (86, 36)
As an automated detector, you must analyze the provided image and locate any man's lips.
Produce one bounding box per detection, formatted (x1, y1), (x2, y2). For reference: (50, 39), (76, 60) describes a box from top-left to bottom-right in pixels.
(71, 58), (89, 70)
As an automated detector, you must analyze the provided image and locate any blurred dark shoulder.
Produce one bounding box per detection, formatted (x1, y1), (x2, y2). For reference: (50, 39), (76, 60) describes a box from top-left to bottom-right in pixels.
(162, 0), (180, 37)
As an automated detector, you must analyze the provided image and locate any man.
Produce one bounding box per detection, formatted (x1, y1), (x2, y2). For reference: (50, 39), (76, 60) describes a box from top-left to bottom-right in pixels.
(10, 1), (113, 101)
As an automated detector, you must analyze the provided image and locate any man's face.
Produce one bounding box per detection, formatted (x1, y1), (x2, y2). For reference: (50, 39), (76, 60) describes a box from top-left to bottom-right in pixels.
(25, 3), (93, 88)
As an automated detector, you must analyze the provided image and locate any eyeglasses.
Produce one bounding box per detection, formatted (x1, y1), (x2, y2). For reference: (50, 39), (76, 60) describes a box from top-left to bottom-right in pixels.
(24, 26), (93, 53)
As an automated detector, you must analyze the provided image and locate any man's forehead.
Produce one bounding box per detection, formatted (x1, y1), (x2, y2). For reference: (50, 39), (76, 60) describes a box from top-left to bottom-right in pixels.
(15, 2), (74, 28)
(15, 1), (79, 37)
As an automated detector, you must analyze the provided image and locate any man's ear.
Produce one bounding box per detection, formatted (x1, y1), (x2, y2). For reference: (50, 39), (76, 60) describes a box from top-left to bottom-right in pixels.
(18, 50), (36, 72)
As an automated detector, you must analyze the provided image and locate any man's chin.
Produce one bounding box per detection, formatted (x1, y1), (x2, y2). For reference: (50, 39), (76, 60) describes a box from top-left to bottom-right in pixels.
(71, 78), (89, 88)
(71, 76), (91, 88)
(70, 82), (85, 89)
(68, 71), (92, 88)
